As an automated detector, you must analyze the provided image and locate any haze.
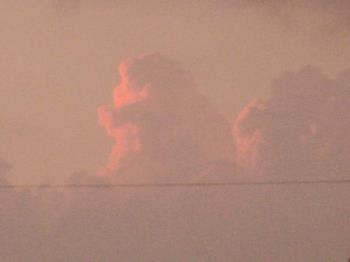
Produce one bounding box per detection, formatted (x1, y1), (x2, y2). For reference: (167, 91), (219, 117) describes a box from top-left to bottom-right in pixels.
(2, 0), (349, 183)
(0, 1), (349, 261)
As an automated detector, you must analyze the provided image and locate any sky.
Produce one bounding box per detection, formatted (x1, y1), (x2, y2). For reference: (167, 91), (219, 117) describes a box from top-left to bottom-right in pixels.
(0, 2), (350, 260)
(1, 0), (350, 184)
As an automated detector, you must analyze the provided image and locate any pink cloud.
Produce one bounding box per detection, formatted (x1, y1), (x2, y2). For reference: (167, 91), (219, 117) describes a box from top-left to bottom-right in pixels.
(98, 54), (234, 182)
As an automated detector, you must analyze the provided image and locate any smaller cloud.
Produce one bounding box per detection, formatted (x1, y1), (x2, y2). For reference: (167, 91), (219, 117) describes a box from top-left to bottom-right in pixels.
(234, 66), (350, 180)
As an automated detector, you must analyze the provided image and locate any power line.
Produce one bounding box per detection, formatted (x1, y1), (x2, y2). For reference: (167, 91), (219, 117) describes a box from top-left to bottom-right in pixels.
(1, 178), (350, 189)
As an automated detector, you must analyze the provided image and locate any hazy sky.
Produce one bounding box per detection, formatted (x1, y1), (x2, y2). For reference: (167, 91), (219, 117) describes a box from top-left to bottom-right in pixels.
(1, 2), (350, 261)
(1, 0), (349, 183)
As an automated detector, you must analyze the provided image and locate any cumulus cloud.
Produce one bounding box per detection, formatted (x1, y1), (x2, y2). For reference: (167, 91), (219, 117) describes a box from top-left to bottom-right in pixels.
(234, 66), (350, 180)
(98, 54), (235, 182)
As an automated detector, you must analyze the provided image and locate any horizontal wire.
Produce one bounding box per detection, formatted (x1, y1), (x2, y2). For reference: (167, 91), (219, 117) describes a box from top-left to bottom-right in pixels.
(0, 179), (350, 189)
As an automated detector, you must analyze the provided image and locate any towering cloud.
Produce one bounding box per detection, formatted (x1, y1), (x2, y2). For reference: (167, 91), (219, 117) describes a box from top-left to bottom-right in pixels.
(234, 66), (350, 180)
(98, 54), (234, 182)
